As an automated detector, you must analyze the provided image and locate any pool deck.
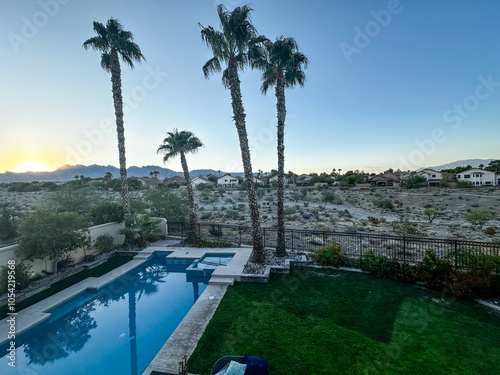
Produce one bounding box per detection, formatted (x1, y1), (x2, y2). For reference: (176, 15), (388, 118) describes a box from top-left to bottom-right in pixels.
(0, 243), (252, 375)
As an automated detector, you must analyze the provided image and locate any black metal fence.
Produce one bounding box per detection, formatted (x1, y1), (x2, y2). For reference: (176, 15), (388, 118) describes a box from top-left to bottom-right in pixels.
(167, 222), (500, 271)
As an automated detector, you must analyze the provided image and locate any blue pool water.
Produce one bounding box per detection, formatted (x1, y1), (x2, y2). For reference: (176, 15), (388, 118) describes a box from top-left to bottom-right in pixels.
(0, 256), (209, 375)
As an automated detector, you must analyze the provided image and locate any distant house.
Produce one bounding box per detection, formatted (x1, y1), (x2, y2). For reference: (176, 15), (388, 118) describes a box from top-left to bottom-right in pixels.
(164, 176), (187, 186)
(456, 168), (499, 186)
(368, 173), (402, 187)
(138, 177), (161, 188)
(267, 175), (289, 186)
(217, 174), (238, 188)
(191, 176), (213, 187)
(417, 169), (443, 186)
(296, 174), (312, 186)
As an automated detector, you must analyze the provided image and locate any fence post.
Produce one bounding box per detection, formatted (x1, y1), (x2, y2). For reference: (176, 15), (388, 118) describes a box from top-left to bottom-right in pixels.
(454, 240), (458, 269)
(218, 224), (221, 241)
(239, 226), (242, 246)
(198, 223), (201, 238)
(291, 229), (294, 251)
(263, 228), (266, 248)
(403, 237), (406, 262)
(181, 222), (184, 241)
(359, 234), (363, 268)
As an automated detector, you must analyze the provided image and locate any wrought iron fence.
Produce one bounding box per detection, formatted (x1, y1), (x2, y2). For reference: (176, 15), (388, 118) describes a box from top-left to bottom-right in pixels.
(167, 222), (500, 271)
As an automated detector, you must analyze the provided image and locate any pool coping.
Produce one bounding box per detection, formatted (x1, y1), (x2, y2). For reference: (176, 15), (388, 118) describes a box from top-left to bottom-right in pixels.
(0, 247), (251, 350)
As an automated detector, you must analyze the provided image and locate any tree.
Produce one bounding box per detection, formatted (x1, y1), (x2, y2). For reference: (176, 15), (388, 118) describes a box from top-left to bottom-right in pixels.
(157, 129), (203, 244)
(485, 160), (500, 174)
(254, 36), (307, 257)
(322, 189), (336, 209)
(18, 210), (89, 272)
(104, 171), (113, 181)
(120, 214), (161, 248)
(464, 210), (495, 229)
(402, 174), (426, 189)
(144, 185), (189, 223)
(45, 186), (96, 216)
(83, 18), (145, 220)
(0, 204), (17, 240)
(89, 201), (124, 225)
(200, 5), (267, 263)
(424, 208), (438, 223)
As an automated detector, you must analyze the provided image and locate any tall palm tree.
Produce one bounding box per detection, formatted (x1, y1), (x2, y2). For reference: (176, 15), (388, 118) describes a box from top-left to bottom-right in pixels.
(200, 4), (267, 263)
(254, 36), (307, 257)
(83, 18), (145, 219)
(157, 129), (203, 244)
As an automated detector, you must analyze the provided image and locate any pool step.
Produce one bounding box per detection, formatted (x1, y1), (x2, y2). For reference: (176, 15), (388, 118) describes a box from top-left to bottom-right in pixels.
(209, 276), (235, 286)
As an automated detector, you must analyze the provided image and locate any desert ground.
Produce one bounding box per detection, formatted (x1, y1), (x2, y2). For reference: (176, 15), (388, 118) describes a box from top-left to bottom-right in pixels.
(1, 184), (499, 244)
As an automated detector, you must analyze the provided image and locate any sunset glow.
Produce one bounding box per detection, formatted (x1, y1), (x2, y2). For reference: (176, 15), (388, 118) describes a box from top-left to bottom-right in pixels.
(14, 161), (51, 173)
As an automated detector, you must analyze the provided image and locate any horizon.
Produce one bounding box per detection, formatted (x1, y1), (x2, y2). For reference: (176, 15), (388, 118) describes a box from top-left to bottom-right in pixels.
(1, 1), (499, 175)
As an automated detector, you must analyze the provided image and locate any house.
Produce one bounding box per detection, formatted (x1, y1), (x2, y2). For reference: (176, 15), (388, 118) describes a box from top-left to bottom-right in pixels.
(456, 168), (499, 186)
(417, 169), (443, 186)
(268, 175), (289, 186)
(217, 174), (238, 188)
(296, 174), (312, 186)
(368, 173), (401, 187)
(191, 176), (213, 187)
(164, 176), (187, 187)
(138, 177), (162, 188)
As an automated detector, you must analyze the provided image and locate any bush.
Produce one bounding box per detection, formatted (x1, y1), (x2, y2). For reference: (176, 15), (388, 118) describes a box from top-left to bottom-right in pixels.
(484, 227), (496, 235)
(372, 198), (394, 210)
(361, 250), (417, 282)
(402, 175), (426, 189)
(0, 262), (33, 294)
(313, 242), (349, 267)
(192, 237), (232, 248)
(94, 234), (115, 254)
(464, 210), (495, 229)
(416, 249), (456, 290)
(89, 201), (124, 225)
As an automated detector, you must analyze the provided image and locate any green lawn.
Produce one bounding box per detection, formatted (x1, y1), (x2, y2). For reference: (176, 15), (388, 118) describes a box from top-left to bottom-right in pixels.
(188, 267), (500, 375)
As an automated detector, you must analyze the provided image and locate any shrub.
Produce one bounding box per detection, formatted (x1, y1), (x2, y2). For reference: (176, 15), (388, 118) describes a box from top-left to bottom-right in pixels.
(361, 250), (417, 282)
(313, 242), (349, 267)
(372, 198), (394, 210)
(193, 237), (232, 248)
(402, 174), (426, 189)
(94, 234), (115, 254)
(484, 227), (496, 235)
(416, 249), (456, 290)
(0, 262), (33, 294)
(464, 210), (495, 229)
(89, 201), (124, 225)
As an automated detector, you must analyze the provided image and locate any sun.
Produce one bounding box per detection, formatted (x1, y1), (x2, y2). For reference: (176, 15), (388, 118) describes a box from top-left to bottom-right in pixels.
(14, 161), (51, 173)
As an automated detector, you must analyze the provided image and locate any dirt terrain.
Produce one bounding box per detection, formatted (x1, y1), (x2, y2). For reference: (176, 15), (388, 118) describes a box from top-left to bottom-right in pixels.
(1, 185), (499, 244)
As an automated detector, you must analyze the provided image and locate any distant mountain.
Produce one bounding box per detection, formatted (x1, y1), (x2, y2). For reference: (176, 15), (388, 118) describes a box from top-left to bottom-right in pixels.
(420, 159), (496, 171)
(0, 164), (245, 183)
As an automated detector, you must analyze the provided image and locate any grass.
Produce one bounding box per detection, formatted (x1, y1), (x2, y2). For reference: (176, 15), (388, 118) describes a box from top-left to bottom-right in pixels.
(0, 255), (133, 320)
(188, 267), (500, 374)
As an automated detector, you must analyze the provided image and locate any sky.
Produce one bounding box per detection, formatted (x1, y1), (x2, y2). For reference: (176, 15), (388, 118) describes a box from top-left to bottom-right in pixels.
(1, 0), (499, 175)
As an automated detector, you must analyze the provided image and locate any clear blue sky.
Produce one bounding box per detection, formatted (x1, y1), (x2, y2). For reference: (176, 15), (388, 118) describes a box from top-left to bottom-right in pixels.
(1, 0), (499, 175)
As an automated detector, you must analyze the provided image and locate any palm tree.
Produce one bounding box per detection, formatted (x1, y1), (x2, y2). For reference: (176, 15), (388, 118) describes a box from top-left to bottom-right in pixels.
(157, 129), (203, 244)
(83, 18), (145, 219)
(200, 4), (267, 263)
(254, 36), (307, 257)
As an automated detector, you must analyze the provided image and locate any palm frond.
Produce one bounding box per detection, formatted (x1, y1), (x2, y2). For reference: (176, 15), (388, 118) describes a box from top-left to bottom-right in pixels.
(202, 57), (222, 78)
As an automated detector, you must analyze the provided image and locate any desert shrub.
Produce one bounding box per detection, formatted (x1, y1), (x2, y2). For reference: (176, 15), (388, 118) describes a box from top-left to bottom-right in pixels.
(402, 174), (426, 189)
(484, 227), (496, 235)
(193, 237), (232, 248)
(361, 250), (418, 282)
(313, 242), (349, 267)
(94, 234), (115, 254)
(367, 216), (380, 225)
(464, 210), (495, 229)
(208, 224), (223, 238)
(89, 201), (124, 225)
(372, 198), (394, 210)
(416, 249), (456, 290)
(391, 218), (420, 235)
(0, 262), (33, 294)
(225, 209), (238, 220)
(284, 206), (297, 216)
(457, 181), (474, 188)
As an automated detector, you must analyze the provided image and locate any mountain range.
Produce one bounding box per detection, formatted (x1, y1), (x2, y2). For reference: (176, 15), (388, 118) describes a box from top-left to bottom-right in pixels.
(0, 158), (497, 183)
(0, 164), (245, 183)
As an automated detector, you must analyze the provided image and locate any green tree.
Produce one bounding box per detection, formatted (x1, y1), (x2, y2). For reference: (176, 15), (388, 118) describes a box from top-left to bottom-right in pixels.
(0, 204), (17, 240)
(45, 186), (95, 216)
(322, 189), (336, 208)
(402, 174), (426, 189)
(144, 187), (189, 222)
(464, 210), (495, 229)
(18, 210), (89, 272)
(424, 208), (438, 223)
(83, 18), (145, 220)
(157, 129), (203, 244)
(89, 201), (124, 225)
(485, 160), (500, 174)
(200, 5), (266, 263)
(254, 36), (308, 256)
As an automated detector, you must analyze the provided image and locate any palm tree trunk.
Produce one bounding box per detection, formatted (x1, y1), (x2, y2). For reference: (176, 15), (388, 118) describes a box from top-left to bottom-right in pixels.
(227, 58), (264, 263)
(110, 50), (132, 219)
(275, 73), (287, 257)
(180, 152), (196, 244)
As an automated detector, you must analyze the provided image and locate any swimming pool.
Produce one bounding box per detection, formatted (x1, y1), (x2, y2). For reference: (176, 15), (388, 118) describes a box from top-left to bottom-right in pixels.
(0, 256), (209, 375)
